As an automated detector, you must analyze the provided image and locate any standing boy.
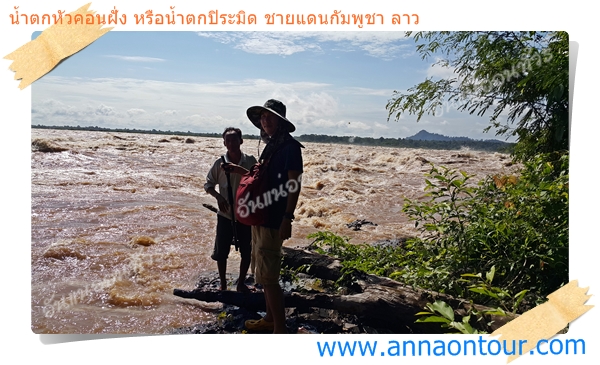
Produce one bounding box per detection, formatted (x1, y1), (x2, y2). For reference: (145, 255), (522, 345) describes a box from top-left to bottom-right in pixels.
(204, 127), (257, 292)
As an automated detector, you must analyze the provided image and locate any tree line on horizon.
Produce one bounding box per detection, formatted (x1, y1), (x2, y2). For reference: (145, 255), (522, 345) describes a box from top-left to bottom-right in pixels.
(31, 124), (513, 153)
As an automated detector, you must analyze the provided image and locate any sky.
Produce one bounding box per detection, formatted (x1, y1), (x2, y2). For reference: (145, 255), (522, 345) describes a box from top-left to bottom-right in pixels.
(32, 31), (502, 140)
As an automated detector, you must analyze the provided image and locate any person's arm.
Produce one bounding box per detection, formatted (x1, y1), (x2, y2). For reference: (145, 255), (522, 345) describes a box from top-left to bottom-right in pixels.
(206, 186), (229, 213)
(204, 161), (229, 213)
(279, 170), (302, 240)
(221, 162), (250, 176)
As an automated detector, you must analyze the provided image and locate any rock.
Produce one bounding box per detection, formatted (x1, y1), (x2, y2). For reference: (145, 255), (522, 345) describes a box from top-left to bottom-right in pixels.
(130, 236), (156, 246)
(346, 219), (377, 231)
(32, 138), (68, 153)
(173, 247), (518, 334)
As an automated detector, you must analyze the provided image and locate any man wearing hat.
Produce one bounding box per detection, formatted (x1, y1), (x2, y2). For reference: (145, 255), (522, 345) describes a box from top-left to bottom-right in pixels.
(234, 99), (304, 333)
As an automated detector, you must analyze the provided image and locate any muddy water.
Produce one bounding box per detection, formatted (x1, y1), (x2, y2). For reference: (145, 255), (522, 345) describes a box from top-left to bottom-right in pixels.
(31, 129), (519, 333)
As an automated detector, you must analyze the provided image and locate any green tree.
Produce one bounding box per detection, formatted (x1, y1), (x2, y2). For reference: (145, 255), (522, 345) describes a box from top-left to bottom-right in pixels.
(386, 31), (569, 161)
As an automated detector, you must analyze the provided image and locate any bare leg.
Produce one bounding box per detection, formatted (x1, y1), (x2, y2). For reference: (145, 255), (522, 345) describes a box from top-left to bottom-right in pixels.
(217, 260), (227, 290)
(262, 287), (273, 322)
(263, 283), (287, 334)
(236, 257), (252, 292)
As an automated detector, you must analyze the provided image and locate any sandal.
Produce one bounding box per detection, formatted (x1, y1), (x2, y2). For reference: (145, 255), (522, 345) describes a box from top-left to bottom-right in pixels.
(245, 318), (274, 331)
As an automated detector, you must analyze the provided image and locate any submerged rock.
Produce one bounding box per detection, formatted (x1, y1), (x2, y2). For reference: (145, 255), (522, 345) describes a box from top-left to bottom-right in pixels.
(346, 219), (378, 231)
(32, 138), (68, 153)
(130, 236), (156, 246)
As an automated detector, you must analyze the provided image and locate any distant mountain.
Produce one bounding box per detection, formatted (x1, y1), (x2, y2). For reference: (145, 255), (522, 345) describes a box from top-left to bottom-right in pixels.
(406, 130), (507, 144)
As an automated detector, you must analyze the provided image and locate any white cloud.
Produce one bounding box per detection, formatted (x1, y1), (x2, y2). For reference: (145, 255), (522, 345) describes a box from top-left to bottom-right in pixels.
(33, 77), (340, 133)
(95, 104), (115, 116)
(104, 55), (166, 62)
(196, 31), (412, 60)
(198, 32), (319, 56)
(342, 87), (392, 97)
(298, 32), (413, 60)
(40, 99), (80, 117)
(345, 121), (371, 131)
(426, 57), (458, 79)
(32, 74), (502, 140)
(374, 122), (390, 130)
(237, 36), (312, 56)
(286, 91), (338, 125)
(127, 108), (146, 116)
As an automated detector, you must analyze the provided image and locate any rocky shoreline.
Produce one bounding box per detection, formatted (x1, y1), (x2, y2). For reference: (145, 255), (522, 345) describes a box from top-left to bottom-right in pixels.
(170, 271), (397, 335)
(171, 237), (413, 335)
(170, 240), (518, 335)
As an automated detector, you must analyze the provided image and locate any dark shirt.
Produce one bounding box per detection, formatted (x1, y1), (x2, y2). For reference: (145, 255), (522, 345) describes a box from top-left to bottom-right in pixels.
(263, 138), (303, 229)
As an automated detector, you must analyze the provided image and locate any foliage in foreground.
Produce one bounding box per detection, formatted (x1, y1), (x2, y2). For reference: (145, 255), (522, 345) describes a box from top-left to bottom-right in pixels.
(415, 299), (488, 334)
(386, 31), (568, 162)
(308, 152), (568, 314)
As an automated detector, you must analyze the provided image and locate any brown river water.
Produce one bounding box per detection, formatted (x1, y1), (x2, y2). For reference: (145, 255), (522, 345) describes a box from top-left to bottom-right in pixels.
(31, 128), (519, 334)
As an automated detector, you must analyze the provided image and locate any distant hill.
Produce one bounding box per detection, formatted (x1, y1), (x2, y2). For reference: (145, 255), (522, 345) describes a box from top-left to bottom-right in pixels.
(407, 130), (507, 144)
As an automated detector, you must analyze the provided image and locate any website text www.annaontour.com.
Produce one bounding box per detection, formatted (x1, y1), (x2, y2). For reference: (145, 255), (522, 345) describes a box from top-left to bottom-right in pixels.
(316, 337), (585, 358)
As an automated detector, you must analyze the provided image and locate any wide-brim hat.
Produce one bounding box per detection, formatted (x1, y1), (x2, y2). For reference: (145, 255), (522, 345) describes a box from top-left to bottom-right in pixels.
(246, 99), (296, 133)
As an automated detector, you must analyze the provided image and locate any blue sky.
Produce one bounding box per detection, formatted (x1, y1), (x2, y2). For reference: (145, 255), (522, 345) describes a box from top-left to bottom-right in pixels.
(32, 31), (507, 140)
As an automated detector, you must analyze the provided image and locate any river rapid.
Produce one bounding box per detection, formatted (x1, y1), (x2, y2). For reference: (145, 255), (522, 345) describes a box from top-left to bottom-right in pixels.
(31, 128), (518, 333)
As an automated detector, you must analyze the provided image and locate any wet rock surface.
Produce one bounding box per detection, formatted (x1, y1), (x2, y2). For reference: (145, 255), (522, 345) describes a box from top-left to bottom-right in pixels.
(345, 219), (378, 231)
(171, 271), (395, 334)
(171, 304), (370, 334)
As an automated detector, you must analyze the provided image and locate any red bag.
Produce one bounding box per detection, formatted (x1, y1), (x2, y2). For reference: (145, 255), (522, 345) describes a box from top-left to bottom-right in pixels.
(235, 162), (270, 226)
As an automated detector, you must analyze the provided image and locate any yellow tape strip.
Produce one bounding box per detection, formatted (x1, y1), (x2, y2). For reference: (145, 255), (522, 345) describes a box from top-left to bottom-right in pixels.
(491, 280), (593, 363)
(4, 3), (112, 89)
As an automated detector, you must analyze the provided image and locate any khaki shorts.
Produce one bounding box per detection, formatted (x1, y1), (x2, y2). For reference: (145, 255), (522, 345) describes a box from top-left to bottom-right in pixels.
(251, 226), (283, 285)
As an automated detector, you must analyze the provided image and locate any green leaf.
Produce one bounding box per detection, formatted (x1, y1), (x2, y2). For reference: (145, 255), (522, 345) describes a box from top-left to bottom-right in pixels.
(461, 273), (483, 278)
(415, 316), (451, 323)
(427, 300), (455, 321)
(451, 321), (477, 334)
(483, 308), (507, 316)
(469, 288), (500, 299)
(513, 289), (529, 309)
(415, 311), (434, 316)
(486, 266), (496, 283)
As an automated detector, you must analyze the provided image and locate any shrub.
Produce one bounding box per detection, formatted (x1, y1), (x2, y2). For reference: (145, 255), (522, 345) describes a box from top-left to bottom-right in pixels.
(309, 152), (568, 313)
(402, 152), (568, 308)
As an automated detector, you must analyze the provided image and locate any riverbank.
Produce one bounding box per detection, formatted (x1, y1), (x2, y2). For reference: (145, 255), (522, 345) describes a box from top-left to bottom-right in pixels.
(171, 271), (399, 335)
